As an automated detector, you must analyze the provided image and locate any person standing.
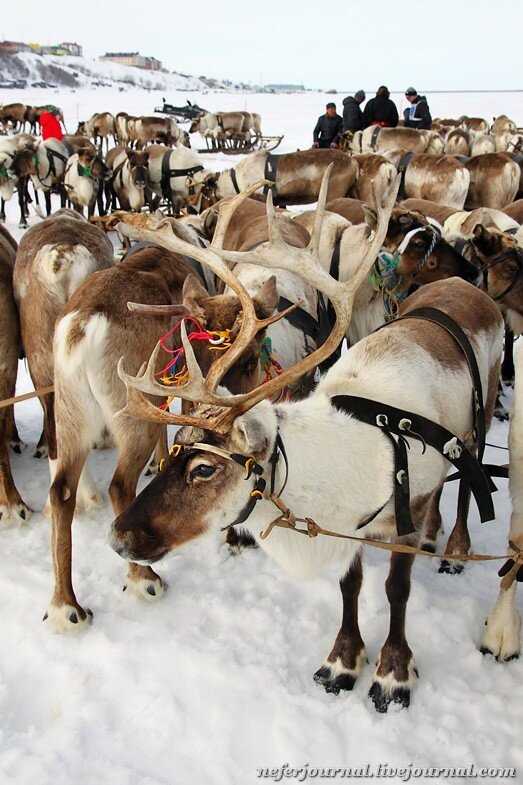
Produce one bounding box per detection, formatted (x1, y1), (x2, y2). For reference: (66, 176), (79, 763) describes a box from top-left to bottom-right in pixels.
(362, 86), (399, 128)
(403, 87), (432, 130)
(39, 107), (64, 141)
(342, 90), (366, 133)
(312, 102), (343, 148)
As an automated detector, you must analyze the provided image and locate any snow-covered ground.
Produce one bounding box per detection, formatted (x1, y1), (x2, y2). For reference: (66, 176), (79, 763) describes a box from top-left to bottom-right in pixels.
(1, 88), (522, 785)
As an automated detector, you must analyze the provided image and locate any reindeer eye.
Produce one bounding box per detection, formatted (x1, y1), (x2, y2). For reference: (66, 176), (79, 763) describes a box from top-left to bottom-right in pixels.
(190, 463), (216, 481)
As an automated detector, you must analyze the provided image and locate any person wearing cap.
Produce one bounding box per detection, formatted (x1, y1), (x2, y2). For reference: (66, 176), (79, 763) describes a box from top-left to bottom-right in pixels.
(362, 86), (399, 129)
(312, 102), (343, 148)
(342, 90), (366, 133)
(403, 88), (432, 130)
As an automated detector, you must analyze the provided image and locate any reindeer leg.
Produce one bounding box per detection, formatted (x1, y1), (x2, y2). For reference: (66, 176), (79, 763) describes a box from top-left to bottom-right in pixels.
(420, 486), (443, 553)
(44, 190), (51, 216)
(0, 198), (5, 222)
(0, 427), (31, 523)
(46, 450), (93, 632)
(6, 406), (25, 454)
(502, 325), (515, 387)
(109, 423), (165, 601)
(314, 552), (367, 693)
(369, 550), (417, 712)
(17, 178), (28, 228)
(439, 481), (471, 574)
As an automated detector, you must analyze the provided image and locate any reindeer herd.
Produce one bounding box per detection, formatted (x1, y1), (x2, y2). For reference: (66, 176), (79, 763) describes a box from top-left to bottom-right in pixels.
(1, 102), (523, 714)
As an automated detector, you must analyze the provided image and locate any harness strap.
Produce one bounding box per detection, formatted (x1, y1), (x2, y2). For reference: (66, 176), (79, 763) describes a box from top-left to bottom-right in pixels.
(263, 153), (278, 196)
(317, 236), (344, 373)
(397, 151), (414, 200)
(379, 306), (488, 461)
(370, 126), (381, 151)
(229, 168), (240, 194)
(278, 296), (319, 344)
(332, 394), (495, 529)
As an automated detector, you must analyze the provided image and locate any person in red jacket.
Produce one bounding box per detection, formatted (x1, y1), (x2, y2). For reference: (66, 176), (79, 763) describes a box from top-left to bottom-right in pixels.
(39, 109), (64, 141)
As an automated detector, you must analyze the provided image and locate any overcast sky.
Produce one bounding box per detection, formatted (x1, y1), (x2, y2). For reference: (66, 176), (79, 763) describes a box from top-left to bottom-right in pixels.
(3, 0), (522, 90)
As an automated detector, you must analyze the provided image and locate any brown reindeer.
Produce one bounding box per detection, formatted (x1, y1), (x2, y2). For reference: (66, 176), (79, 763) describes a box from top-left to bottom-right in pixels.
(0, 225), (30, 522)
(63, 148), (109, 218)
(0, 103), (27, 132)
(85, 112), (116, 152)
(465, 153), (520, 209)
(43, 206), (287, 630)
(444, 129), (471, 156)
(13, 211), (114, 467)
(349, 154), (397, 208)
(384, 152), (470, 209)
(210, 149), (358, 206)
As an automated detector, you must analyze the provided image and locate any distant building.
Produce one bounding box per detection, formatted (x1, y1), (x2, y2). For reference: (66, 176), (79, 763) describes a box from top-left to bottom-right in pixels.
(0, 40), (82, 56)
(100, 52), (162, 71)
(264, 83), (305, 93)
(41, 42), (83, 56)
(0, 40), (32, 54)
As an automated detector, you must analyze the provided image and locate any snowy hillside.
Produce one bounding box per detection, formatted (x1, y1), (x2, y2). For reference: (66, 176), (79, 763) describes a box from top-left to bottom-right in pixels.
(0, 51), (249, 92)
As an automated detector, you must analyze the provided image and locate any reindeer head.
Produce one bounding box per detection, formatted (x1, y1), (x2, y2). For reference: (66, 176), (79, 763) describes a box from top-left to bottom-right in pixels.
(471, 225), (523, 305)
(109, 167), (400, 561)
(189, 116), (202, 134)
(127, 149), (150, 189)
(383, 209), (477, 285)
(77, 148), (109, 180)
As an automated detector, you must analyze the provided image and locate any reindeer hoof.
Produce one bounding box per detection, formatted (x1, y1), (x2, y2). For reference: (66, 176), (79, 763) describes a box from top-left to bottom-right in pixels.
(494, 406), (510, 422)
(420, 541), (436, 554)
(439, 560), (464, 575)
(123, 573), (165, 601)
(33, 445), (48, 459)
(313, 652), (367, 694)
(44, 603), (93, 633)
(481, 597), (521, 662)
(10, 439), (26, 455)
(0, 502), (32, 524)
(313, 666), (357, 694)
(368, 681), (411, 713)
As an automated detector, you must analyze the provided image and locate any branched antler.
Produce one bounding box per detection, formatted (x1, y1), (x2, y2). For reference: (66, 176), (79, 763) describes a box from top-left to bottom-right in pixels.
(116, 167), (400, 433)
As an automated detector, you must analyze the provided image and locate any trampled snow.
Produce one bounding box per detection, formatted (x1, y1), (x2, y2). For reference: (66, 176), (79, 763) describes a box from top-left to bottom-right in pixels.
(0, 87), (522, 785)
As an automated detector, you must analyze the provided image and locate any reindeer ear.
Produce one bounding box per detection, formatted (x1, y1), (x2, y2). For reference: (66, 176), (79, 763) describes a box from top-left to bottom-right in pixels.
(182, 274), (208, 323)
(253, 276), (278, 319)
(231, 401), (275, 456)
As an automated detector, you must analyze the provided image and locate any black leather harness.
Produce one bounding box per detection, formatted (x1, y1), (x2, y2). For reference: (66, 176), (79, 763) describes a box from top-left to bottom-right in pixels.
(330, 306), (499, 536)
(160, 151), (204, 202)
(370, 126), (381, 151)
(397, 151), (415, 200)
(263, 153), (278, 196)
(229, 168), (240, 194)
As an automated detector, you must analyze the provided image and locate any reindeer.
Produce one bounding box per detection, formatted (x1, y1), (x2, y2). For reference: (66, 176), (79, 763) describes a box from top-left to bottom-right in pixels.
(105, 147), (150, 212)
(470, 134), (497, 156)
(115, 112), (137, 146)
(205, 149), (358, 206)
(465, 153), (520, 210)
(349, 154), (397, 208)
(0, 148), (38, 228)
(353, 126), (444, 155)
(13, 211), (114, 470)
(444, 129), (471, 156)
(146, 144), (209, 214)
(0, 226), (30, 523)
(460, 116), (489, 133)
(133, 116), (187, 149)
(109, 170), (503, 711)
(504, 199), (523, 224)
(63, 148), (109, 218)
(491, 115), (517, 136)
(31, 138), (71, 215)
(42, 208), (289, 630)
(0, 103), (27, 132)
(383, 152), (470, 209)
(84, 112), (116, 152)
(401, 199), (520, 239)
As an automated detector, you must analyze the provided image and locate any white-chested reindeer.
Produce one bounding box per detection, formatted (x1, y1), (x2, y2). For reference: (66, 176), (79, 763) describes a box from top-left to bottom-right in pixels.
(106, 168), (503, 712)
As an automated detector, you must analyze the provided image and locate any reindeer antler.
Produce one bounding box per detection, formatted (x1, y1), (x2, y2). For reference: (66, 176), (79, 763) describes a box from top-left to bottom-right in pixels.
(116, 167), (400, 433)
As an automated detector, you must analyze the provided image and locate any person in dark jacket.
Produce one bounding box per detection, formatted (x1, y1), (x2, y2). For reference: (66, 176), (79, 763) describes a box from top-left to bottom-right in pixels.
(403, 87), (432, 130)
(313, 103), (343, 148)
(362, 86), (399, 128)
(342, 90), (365, 132)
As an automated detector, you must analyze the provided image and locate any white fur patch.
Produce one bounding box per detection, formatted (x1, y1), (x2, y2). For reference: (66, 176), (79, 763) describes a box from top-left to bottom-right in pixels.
(482, 584), (521, 661)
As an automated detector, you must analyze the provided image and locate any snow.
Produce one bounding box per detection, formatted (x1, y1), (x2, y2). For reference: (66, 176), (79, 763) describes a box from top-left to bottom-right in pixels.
(1, 88), (522, 785)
